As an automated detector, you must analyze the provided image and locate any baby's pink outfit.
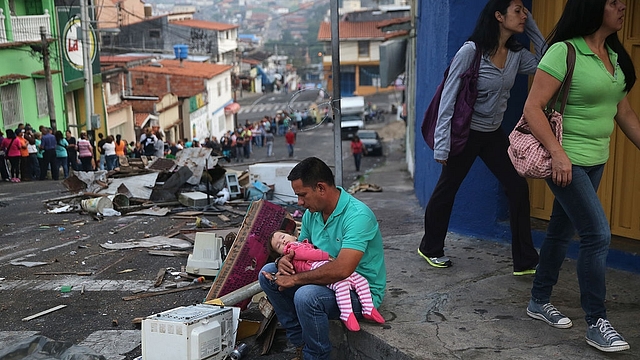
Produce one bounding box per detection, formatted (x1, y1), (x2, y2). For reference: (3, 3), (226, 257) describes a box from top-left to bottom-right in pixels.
(284, 241), (385, 331)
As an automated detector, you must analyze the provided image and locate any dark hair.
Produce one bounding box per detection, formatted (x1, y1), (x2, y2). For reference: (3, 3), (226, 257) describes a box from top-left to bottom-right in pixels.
(116, 134), (122, 142)
(287, 157), (335, 188)
(5, 129), (15, 139)
(468, 0), (524, 55)
(267, 230), (299, 260)
(55, 130), (64, 142)
(267, 230), (283, 258)
(547, 0), (635, 92)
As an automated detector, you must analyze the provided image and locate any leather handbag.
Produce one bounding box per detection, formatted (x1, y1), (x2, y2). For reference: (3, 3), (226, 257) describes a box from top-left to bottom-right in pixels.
(508, 42), (576, 179)
(422, 44), (482, 156)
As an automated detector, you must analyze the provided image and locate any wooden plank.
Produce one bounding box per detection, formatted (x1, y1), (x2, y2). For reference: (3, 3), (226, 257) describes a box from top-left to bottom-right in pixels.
(217, 214), (231, 222)
(221, 205), (249, 216)
(41, 193), (85, 203)
(153, 268), (166, 287)
(122, 284), (208, 301)
(22, 305), (67, 321)
(176, 211), (203, 216)
(148, 250), (190, 257)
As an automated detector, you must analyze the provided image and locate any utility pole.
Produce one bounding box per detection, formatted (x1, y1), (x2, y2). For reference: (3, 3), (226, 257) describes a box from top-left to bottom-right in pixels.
(81, 0), (94, 131)
(40, 26), (57, 132)
(330, 0), (342, 186)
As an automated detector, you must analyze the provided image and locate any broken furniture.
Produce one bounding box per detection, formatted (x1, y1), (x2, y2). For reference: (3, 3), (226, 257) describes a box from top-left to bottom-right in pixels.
(205, 199), (297, 310)
(186, 232), (224, 277)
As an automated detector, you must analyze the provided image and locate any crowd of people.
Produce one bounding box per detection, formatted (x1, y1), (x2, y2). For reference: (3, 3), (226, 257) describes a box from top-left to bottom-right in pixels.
(0, 124), (146, 181)
(0, 110), (306, 183)
(0, 124), (98, 182)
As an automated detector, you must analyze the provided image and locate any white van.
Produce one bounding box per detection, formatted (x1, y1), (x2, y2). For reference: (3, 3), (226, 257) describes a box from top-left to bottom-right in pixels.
(340, 96), (365, 140)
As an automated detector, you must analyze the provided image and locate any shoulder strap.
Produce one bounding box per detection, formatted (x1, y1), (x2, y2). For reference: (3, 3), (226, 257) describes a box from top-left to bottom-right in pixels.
(472, 45), (483, 72)
(550, 42), (576, 115)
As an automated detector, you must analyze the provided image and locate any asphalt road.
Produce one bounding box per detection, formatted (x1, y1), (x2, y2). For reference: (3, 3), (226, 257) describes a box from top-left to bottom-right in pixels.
(0, 120), (389, 359)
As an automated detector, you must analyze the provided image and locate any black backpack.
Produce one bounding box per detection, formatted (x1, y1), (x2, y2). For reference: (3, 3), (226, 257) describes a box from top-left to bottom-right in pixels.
(143, 137), (155, 156)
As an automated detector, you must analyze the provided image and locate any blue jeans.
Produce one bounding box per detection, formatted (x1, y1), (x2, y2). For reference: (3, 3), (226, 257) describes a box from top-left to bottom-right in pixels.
(29, 154), (40, 179)
(105, 155), (117, 171)
(353, 153), (362, 171)
(56, 156), (69, 178)
(531, 164), (608, 326)
(259, 263), (363, 360)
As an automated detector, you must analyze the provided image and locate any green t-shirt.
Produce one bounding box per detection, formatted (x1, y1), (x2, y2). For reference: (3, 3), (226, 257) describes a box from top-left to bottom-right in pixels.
(56, 139), (69, 158)
(537, 37), (627, 166)
(298, 187), (386, 307)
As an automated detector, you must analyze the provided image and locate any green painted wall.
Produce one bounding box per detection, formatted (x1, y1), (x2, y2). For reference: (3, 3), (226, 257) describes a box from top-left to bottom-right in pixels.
(0, 0), (66, 132)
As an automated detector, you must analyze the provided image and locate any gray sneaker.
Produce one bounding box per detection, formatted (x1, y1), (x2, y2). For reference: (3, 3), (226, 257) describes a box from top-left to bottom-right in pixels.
(526, 300), (573, 329)
(586, 318), (629, 352)
(417, 249), (452, 268)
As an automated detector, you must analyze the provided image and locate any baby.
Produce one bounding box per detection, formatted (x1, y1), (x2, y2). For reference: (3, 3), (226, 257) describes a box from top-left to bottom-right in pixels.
(269, 231), (385, 331)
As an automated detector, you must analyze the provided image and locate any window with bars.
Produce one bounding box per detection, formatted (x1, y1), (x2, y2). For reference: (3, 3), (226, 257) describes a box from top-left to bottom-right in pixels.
(34, 78), (48, 117)
(0, 83), (24, 129)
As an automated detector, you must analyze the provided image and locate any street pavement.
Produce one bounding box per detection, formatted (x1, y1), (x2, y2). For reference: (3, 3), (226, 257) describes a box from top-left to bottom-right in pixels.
(2, 91), (640, 359)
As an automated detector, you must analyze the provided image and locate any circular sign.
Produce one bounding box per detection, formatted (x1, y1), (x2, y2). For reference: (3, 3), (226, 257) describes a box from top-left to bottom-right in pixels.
(62, 15), (97, 71)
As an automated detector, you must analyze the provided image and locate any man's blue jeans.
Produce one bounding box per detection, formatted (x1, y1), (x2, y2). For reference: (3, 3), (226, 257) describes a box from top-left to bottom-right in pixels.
(531, 164), (609, 326)
(259, 263), (363, 360)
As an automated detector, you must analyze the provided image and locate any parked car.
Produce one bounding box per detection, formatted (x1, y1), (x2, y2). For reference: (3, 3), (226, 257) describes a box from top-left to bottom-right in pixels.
(357, 129), (383, 156)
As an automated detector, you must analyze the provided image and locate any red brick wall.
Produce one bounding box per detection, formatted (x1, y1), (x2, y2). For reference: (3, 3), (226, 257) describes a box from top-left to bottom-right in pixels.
(129, 72), (205, 97)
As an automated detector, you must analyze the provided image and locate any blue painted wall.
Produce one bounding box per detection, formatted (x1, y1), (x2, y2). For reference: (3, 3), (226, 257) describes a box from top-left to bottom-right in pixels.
(414, 0), (533, 243)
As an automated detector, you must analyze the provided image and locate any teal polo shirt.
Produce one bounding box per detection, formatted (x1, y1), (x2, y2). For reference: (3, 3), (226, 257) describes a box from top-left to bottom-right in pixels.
(538, 37), (627, 166)
(298, 187), (386, 307)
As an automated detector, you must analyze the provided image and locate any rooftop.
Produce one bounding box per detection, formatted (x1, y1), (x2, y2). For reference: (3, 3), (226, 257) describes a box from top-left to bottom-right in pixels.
(130, 60), (232, 79)
(169, 19), (239, 31)
(318, 21), (387, 41)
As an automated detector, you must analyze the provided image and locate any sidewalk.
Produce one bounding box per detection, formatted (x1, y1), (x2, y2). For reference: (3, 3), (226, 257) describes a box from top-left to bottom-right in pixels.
(344, 145), (640, 359)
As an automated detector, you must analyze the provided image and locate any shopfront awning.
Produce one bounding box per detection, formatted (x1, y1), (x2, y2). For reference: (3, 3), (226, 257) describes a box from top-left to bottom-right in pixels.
(224, 102), (241, 115)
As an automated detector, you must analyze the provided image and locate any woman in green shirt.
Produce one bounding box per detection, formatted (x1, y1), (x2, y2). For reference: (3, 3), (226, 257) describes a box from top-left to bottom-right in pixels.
(523, 0), (640, 353)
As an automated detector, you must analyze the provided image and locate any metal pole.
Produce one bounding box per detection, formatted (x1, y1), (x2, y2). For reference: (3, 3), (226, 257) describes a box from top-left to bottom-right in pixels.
(40, 26), (57, 132)
(80, 0), (94, 131)
(330, 0), (342, 187)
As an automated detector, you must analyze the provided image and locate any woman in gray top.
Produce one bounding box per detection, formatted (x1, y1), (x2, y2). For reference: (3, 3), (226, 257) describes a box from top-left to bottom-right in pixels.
(418, 0), (545, 274)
